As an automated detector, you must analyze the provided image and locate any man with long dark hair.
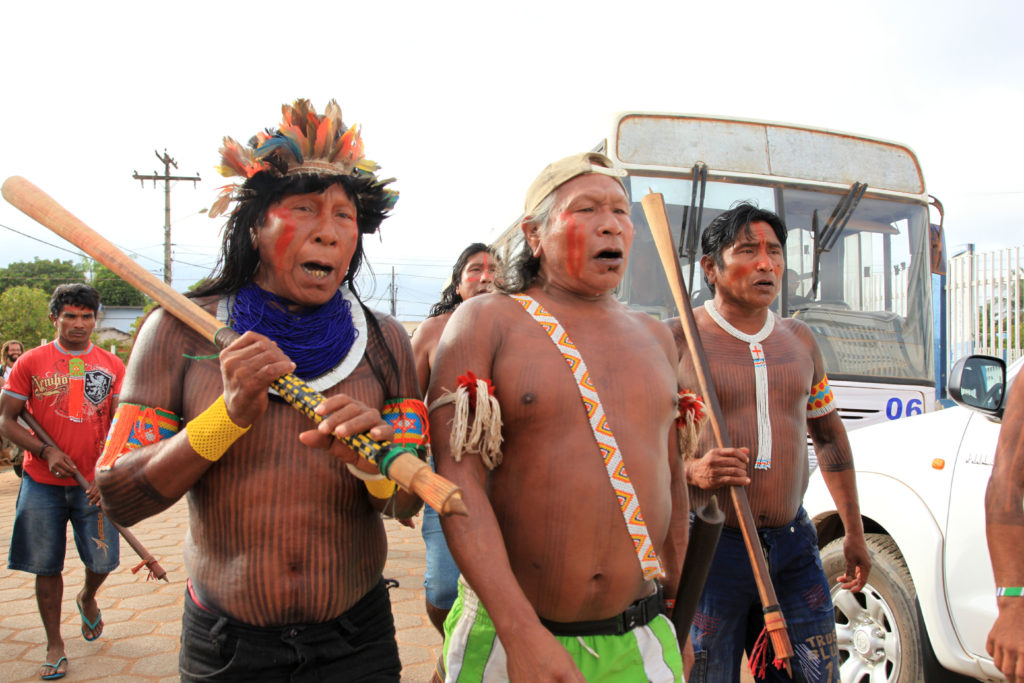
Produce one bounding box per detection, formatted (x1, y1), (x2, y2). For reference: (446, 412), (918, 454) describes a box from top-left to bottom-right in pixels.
(96, 100), (425, 682)
(412, 242), (496, 635)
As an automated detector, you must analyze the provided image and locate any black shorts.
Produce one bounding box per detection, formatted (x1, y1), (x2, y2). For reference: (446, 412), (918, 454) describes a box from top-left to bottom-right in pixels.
(179, 579), (401, 682)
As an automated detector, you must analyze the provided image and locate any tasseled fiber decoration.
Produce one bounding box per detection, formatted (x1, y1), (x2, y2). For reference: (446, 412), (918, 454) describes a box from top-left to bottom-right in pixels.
(430, 371), (503, 469)
(749, 627), (817, 681)
(677, 389), (708, 460)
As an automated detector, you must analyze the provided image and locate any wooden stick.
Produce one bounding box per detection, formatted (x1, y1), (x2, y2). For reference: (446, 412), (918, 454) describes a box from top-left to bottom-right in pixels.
(20, 410), (168, 581)
(672, 495), (724, 642)
(2, 175), (466, 517)
(642, 191), (794, 674)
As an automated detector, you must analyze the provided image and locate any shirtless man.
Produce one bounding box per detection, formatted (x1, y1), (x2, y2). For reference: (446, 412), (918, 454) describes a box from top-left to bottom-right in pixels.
(667, 202), (870, 682)
(412, 242), (496, 635)
(413, 243), (497, 395)
(986, 374), (1024, 682)
(96, 99), (424, 682)
(430, 153), (688, 681)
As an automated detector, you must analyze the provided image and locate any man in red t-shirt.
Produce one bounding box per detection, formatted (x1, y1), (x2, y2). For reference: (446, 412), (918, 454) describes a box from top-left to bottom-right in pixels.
(0, 284), (124, 681)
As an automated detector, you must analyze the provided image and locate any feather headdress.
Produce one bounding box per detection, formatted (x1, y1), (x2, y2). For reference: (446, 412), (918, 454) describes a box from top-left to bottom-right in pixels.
(209, 98), (398, 221)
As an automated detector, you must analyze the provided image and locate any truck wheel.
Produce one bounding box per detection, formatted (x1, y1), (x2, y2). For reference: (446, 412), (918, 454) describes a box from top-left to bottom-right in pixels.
(820, 534), (924, 683)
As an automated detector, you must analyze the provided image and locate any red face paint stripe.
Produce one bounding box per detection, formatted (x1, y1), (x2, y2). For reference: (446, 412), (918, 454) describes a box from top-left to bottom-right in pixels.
(269, 207), (296, 264)
(563, 213), (584, 279)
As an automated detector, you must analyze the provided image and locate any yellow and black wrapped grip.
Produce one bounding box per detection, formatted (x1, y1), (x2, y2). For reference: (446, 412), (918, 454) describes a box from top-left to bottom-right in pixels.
(269, 373), (466, 516)
(211, 328), (465, 516)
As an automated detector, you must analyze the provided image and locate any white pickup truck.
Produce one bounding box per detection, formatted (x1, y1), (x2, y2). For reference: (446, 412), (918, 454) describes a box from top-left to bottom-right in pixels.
(804, 355), (1019, 682)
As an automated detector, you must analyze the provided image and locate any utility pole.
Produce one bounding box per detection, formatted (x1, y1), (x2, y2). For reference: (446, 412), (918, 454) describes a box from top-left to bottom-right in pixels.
(390, 267), (397, 317)
(133, 150), (201, 285)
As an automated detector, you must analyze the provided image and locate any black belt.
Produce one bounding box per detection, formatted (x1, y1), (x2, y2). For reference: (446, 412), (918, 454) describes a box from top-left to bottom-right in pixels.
(539, 584), (665, 637)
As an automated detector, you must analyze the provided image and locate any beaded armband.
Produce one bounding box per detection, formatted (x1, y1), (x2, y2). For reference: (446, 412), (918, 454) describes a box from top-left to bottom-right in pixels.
(98, 403), (182, 470)
(354, 398), (431, 500)
(187, 396), (250, 462)
(807, 374), (837, 418)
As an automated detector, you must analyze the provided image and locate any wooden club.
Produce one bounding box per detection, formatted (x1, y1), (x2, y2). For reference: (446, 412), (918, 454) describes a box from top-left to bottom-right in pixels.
(1, 176), (466, 517)
(642, 191), (794, 675)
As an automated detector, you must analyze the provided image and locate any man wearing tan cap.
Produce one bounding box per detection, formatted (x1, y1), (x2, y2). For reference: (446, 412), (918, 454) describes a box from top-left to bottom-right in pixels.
(427, 153), (688, 681)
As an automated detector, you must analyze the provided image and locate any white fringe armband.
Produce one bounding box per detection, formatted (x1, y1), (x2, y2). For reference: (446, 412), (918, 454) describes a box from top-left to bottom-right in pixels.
(428, 372), (503, 469)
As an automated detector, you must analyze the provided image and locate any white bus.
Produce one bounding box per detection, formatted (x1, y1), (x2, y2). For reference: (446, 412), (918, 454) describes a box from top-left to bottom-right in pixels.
(502, 113), (946, 430)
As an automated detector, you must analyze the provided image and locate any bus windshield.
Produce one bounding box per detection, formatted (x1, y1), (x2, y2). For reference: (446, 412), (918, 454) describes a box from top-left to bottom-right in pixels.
(621, 174), (934, 385)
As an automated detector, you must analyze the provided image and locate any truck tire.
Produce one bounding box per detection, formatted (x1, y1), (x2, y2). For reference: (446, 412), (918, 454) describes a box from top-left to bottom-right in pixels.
(820, 534), (925, 683)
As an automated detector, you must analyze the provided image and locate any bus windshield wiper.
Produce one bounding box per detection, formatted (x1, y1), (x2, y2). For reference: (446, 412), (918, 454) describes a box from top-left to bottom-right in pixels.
(809, 181), (867, 299)
(678, 162), (708, 294)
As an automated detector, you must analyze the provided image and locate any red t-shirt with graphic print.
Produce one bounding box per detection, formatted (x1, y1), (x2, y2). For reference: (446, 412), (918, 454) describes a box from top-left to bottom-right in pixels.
(3, 341), (124, 485)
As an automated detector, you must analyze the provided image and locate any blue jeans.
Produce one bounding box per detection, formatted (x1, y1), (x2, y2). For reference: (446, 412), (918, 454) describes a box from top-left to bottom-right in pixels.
(689, 508), (839, 683)
(7, 472), (119, 575)
(179, 579), (401, 682)
(421, 502), (459, 609)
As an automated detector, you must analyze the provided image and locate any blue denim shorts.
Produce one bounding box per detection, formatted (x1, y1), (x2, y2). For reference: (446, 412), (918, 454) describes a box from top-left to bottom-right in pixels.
(7, 472), (119, 575)
(689, 507), (839, 683)
(421, 501), (460, 609)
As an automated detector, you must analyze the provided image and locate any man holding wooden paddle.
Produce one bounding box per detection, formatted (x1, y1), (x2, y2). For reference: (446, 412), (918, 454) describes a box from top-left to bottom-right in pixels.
(95, 99), (425, 681)
(667, 203), (871, 682)
(1, 283), (124, 681)
(429, 153), (689, 681)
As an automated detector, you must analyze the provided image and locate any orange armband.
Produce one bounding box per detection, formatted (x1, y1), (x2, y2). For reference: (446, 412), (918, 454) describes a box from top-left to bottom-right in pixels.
(98, 403), (182, 470)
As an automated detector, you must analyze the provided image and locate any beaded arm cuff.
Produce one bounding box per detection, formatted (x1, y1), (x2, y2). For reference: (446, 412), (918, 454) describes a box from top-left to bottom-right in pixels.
(187, 396), (250, 462)
(98, 403), (182, 471)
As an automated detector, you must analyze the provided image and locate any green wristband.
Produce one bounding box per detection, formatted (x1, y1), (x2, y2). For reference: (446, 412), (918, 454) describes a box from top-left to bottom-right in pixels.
(996, 587), (1023, 597)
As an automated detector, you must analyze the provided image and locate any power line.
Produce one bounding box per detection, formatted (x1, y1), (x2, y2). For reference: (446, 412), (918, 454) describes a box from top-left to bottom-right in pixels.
(0, 222), (214, 273)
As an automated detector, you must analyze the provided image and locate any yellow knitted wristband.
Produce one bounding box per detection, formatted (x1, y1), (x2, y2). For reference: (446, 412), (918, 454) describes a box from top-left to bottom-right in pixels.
(365, 478), (397, 499)
(187, 395), (250, 462)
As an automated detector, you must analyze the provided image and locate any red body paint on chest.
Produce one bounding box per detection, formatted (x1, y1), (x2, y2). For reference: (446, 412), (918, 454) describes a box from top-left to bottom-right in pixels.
(561, 213), (585, 279)
(268, 207), (296, 264)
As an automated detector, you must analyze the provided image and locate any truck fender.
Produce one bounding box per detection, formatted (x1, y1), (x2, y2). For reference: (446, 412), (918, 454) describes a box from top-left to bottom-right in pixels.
(806, 471), (976, 674)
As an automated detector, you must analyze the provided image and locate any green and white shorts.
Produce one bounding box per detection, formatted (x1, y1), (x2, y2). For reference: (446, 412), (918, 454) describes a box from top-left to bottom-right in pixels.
(441, 579), (684, 682)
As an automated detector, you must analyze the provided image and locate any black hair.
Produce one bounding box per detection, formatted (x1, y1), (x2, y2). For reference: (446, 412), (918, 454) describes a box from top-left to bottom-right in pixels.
(701, 202), (787, 294)
(428, 243), (492, 317)
(49, 283), (100, 318)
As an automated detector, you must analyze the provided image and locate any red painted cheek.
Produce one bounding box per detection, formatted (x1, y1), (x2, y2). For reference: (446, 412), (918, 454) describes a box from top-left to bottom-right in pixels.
(561, 212), (585, 279)
(268, 207), (296, 264)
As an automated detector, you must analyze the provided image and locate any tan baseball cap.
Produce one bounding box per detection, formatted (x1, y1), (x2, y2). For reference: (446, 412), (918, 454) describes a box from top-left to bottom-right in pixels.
(523, 152), (628, 215)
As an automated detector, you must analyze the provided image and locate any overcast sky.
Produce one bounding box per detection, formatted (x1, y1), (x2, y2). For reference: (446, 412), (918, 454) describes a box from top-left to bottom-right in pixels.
(1, 0), (1020, 319)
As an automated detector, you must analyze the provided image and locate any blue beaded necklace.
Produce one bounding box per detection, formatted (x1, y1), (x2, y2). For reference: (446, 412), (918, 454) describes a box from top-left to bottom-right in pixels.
(229, 282), (358, 380)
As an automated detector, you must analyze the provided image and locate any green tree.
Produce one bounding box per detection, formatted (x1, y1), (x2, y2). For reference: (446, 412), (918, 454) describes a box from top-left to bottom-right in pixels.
(0, 258), (85, 296)
(92, 262), (148, 306)
(0, 286), (52, 348)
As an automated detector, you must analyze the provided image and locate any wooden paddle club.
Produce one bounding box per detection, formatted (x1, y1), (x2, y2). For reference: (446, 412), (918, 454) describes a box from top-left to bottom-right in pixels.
(641, 191), (794, 675)
(2, 176), (466, 517)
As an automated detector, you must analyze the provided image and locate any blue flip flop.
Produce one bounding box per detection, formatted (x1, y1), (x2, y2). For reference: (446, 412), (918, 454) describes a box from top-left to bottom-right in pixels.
(76, 596), (102, 641)
(40, 655), (67, 680)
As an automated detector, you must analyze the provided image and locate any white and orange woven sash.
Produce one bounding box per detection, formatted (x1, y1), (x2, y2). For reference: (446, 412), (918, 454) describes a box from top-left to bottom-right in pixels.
(511, 294), (663, 580)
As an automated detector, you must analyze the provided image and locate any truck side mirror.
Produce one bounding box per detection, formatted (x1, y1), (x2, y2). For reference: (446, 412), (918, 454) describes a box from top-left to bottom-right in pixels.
(948, 355), (1006, 417)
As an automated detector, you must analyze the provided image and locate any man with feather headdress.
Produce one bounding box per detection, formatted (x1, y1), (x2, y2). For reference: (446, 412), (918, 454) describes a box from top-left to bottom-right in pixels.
(97, 99), (425, 681)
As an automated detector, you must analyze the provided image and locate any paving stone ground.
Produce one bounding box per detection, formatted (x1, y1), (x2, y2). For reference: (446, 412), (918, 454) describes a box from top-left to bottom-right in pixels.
(0, 469), (441, 682)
